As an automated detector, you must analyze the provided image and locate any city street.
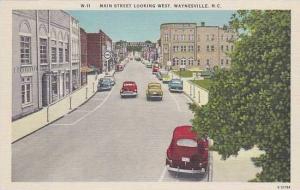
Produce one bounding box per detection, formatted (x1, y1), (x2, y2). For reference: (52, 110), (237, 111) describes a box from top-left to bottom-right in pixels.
(12, 59), (210, 182)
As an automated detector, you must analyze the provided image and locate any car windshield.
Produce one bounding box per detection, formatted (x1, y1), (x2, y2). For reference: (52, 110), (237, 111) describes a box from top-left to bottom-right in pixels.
(176, 139), (197, 147)
(171, 80), (182, 84)
(102, 79), (111, 84)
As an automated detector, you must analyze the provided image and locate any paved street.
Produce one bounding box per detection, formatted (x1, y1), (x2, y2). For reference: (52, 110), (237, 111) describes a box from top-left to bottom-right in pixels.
(12, 59), (209, 182)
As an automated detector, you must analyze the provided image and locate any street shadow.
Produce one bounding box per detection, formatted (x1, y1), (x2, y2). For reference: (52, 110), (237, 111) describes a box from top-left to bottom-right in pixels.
(167, 170), (208, 181)
(121, 96), (138, 99)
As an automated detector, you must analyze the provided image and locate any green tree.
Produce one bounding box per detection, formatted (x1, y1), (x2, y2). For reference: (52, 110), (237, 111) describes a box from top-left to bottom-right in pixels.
(190, 10), (290, 182)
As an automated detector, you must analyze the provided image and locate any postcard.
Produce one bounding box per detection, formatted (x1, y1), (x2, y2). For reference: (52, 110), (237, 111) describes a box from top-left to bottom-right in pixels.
(0, 0), (299, 190)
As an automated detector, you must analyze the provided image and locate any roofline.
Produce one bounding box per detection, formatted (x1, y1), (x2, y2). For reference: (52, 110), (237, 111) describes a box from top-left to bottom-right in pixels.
(161, 22), (197, 25)
(160, 23), (197, 28)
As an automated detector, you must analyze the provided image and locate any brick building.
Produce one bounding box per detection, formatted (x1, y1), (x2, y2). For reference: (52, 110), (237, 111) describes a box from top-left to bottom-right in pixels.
(86, 30), (113, 73)
(160, 22), (237, 70)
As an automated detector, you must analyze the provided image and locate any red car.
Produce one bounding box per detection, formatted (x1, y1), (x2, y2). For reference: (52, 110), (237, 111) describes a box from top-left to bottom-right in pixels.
(166, 125), (209, 174)
(116, 64), (124, 72)
(152, 65), (159, 74)
(120, 81), (138, 98)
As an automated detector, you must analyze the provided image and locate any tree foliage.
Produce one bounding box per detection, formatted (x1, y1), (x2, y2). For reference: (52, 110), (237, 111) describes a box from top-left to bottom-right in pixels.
(127, 46), (142, 52)
(190, 10), (290, 182)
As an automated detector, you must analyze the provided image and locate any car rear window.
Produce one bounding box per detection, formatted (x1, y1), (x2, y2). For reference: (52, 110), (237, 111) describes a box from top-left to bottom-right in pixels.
(176, 139), (197, 147)
(124, 83), (135, 86)
(149, 84), (161, 88)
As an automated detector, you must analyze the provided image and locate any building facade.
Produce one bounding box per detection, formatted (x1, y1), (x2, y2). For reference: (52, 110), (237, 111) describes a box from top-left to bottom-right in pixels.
(80, 27), (88, 85)
(12, 10), (81, 120)
(160, 22), (237, 70)
(86, 30), (113, 73)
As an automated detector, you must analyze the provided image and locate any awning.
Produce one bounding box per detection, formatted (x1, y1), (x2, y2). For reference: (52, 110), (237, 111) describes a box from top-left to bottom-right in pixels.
(80, 67), (94, 72)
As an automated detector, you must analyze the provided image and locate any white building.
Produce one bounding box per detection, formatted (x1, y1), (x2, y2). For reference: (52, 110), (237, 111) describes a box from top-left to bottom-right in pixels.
(12, 10), (81, 120)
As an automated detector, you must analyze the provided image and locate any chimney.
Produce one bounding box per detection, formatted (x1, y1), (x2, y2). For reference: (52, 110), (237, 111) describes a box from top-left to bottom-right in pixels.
(201, 22), (205, 26)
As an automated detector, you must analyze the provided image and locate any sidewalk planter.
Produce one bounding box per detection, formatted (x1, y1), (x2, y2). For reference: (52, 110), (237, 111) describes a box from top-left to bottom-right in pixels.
(11, 72), (114, 142)
(183, 80), (209, 106)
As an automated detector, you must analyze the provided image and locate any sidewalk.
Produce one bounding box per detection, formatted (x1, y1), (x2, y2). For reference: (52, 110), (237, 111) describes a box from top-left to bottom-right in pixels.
(12, 70), (114, 143)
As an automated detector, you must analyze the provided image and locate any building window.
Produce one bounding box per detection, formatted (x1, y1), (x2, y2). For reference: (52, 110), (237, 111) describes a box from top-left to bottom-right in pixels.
(164, 33), (169, 42)
(59, 42), (63, 63)
(231, 45), (234, 51)
(20, 36), (31, 65)
(206, 45), (210, 52)
(183, 46), (186, 52)
(21, 76), (32, 105)
(172, 58), (176, 66)
(188, 45), (194, 52)
(197, 45), (200, 52)
(40, 38), (47, 64)
(221, 59), (224, 65)
(197, 60), (200, 65)
(173, 45), (176, 52)
(65, 43), (69, 62)
(181, 59), (186, 65)
(51, 40), (57, 63)
(181, 34), (185, 41)
(226, 59), (229, 64)
(188, 58), (194, 65)
(221, 45), (224, 51)
(221, 35), (224, 41)
(226, 45), (229, 51)
(211, 34), (215, 41)
(189, 34), (194, 41)
(164, 45), (168, 53)
(211, 45), (215, 52)
(206, 59), (210, 65)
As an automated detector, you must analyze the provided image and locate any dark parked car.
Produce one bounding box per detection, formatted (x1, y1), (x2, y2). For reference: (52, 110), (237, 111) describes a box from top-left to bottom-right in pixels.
(120, 81), (138, 98)
(166, 125), (209, 174)
(97, 78), (112, 91)
(103, 75), (115, 86)
(168, 79), (183, 92)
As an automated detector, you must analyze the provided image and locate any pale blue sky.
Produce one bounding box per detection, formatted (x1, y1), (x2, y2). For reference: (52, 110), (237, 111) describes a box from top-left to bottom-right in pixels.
(68, 10), (235, 42)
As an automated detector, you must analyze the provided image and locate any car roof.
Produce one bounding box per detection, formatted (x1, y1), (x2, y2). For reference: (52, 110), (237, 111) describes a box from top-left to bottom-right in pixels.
(173, 125), (197, 140)
(148, 82), (160, 85)
(123, 81), (136, 84)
